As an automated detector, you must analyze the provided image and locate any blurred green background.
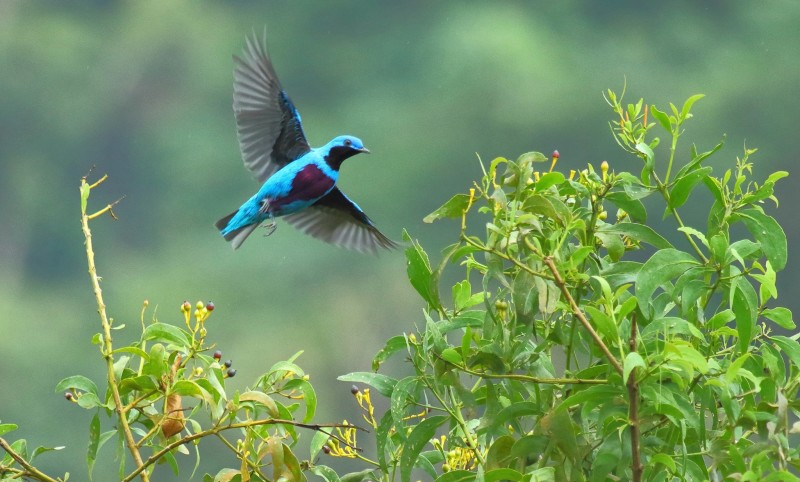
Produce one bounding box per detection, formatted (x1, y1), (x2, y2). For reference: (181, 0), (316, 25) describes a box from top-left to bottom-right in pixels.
(1, 1), (799, 479)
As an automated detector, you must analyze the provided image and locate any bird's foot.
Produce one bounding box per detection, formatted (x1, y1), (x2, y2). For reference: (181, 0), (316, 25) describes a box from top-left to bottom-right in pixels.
(262, 220), (277, 237)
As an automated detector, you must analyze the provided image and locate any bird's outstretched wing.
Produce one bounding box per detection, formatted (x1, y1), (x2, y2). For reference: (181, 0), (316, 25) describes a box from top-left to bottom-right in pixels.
(283, 187), (398, 254)
(233, 28), (311, 183)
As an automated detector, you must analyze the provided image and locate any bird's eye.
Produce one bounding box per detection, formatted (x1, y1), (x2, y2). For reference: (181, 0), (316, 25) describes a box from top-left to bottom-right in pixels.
(344, 138), (352, 146)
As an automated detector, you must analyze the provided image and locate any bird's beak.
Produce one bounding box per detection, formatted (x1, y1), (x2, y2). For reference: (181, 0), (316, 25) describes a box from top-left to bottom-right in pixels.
(359, 147), (370, 154)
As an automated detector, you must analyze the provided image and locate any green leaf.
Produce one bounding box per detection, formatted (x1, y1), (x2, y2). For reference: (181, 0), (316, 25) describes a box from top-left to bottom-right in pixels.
(283, 378), (317, 423)
(55, 375), (99, 397)
(434, 471), (476, 482)
(651, 453), (677, 471)
(623, 352), (646, 383)
(680, 94), (705, 120)
(485, 468), (524, 481)
(340, 469), (379, 482)
(141, 323), (191, 348)
(763, 307), (795, 330)
(372, 335), (408, 371)
(772, 336), (800, 371)
(0, 423), (18, 436)
(211, 468), (241, 482)
(2, 438), (27, 467)
(636, 142), (655, 183)
(80, 180), (90, 214)
(594, 231), (624, 261)
(423, 194), (472, 223)
(584, 305), (618, 342)
(635, 249), (700, 316)
(734, 209), (787, 270)
(309, 430), (330, 462)
(268, 359), (306, 378)
(110, 346), (149, 359)
(669, 166), (712, 209)
(642, 317), (704, 340)
(597, 223), (673, 249)
(732, 277), (758, 354)
(535, 172), (565, 192)
(665, 341), (708, 375)
(87, 412), (100, 480)
(707, 309), (735, 330)
(677, 226), (708, 248)
(400, 416), (448, 482)
(440, 347), (463, 365)
(523, 194), (563, 225)
(562, 385), (622, 409)
(649, 105), (671, 131)
(239, 391), (279, 417)
(606, 191), (647, 223)
(337, 372), (397, 398)
(171, 379), (203, 398)
(310, 465), (341, 482)
(543, 407), (579, 462)
(119, 375), (159, 395)
(403, 229), (440, 309)
(390, 377), (419, 438)
(29, 444), (64, 462)
(492, 402), (541, 432)
(436, 310), (485, 334)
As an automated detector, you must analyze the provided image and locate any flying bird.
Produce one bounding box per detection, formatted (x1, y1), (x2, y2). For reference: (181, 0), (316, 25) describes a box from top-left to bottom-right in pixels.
(215, 30), (396, 253)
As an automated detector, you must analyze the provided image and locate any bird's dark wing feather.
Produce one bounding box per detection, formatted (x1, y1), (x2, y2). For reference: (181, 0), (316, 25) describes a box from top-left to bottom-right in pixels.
(233, 28), (311, 183)
(283, 187), (397, 254)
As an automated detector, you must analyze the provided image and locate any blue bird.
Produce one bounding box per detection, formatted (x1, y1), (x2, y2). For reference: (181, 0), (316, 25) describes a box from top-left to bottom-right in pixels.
(215, 30), (397, 253)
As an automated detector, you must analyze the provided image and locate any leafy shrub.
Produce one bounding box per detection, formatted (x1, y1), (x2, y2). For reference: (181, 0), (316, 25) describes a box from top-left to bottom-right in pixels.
(326, 92), (800, 481)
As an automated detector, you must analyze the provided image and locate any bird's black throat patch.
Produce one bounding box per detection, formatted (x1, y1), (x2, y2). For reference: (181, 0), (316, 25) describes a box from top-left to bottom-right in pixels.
(324, 146), (363, 170)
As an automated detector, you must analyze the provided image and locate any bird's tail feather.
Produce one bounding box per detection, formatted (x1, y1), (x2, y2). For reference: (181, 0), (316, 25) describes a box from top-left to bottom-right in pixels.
(215, 211), (258, 250)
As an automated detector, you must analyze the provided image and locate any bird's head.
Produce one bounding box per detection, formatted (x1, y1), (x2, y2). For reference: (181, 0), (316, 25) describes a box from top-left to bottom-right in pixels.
(322, 135), (370, 170)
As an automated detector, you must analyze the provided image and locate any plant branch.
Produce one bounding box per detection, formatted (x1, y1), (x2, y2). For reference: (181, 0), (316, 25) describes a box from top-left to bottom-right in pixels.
(0, 438), (59, 482)
(627, 314), (643, 482)
(543, 256), (624, 376)
(122, 419), (358, 482)
(79, 176), (149, 481)
(462, 234), (554, 281)
(442, 355), (607, 385)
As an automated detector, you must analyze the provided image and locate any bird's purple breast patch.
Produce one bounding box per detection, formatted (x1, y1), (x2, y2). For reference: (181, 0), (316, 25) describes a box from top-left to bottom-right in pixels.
(270, 164), (335, 213)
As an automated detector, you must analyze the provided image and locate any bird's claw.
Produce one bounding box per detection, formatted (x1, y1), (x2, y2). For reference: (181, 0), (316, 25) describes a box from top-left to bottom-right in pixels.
(263, 221), (277, 237)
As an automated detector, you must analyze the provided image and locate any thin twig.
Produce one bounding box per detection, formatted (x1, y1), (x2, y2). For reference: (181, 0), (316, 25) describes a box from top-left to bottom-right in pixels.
(438, 354), (607, 385)
(122, 419), (359, 482)
(79, 178), (148, 481)
(543, 256), (624, 376)
(628, 313), (643, 482)
(0, 437), (59, 482)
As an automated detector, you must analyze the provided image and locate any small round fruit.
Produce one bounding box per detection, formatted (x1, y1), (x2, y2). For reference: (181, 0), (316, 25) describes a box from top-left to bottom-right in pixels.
(226, 368), (237, 378)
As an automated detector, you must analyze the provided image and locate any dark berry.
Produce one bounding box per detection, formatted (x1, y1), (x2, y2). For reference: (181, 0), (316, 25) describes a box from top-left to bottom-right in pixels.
(322, 445), (331, 454)
(65, 392), (74, 401)
(226, 368), (237, 378)
(351, 385), (360, 395)
(213, 350), (222, 360)
(224, 359), (233, 368)
(206, 301), (215, 311)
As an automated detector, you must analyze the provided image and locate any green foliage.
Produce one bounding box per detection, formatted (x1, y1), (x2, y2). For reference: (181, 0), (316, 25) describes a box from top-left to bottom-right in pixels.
(1, 177), (346, 482)
(328, 92), (800, 481)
